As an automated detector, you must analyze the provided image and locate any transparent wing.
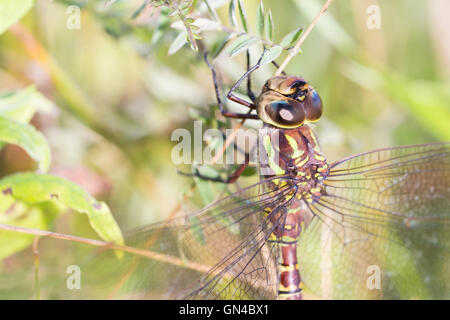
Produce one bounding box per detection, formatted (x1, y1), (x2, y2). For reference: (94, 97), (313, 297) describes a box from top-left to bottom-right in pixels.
(82, 177), (297, 300)
(299, 143), (450, 299)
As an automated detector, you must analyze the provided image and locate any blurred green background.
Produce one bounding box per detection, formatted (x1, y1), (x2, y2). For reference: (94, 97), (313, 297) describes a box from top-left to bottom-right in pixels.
(0, 0), (449, 299)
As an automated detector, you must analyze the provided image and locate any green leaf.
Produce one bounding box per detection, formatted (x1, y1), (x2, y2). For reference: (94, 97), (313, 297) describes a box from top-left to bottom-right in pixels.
(280, 27), (304, 49)
(192, 18), (220, 31)
(130, 1), (147, 19)
(255, 0), (265, 38)
(0, 0), (34, 35)
(0, 116), (51, 172)
(228, 0), (238, 28)
(203, 0), (220, 22)
(237, 0), (248, 33)
(168, 30), (188, 55)
(241, 166), (256, 177)
(194, 176), (215, 206)
(226, 35), (258, 58)
(0, 86), (54, 123)
(186, 30), (199, 51)
(178, 0), (192, 13)
(0, 195), (59, 261)
(0, 204), (55, 261)
(0, 173), (124, 246)
(260, 46), (282, 66)
(264, 9), (274, 42)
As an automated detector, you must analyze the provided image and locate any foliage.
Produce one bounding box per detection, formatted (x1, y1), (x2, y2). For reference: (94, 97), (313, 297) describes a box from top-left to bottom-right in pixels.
(0, 84), (123, 261)
(0, 0), (34, 35)
(0, 0), (448, 299)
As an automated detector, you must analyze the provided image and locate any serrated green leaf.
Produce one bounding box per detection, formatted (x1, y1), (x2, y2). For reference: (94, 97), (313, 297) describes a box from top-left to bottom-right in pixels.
(264, 9), (274, 42)
(237, 0), (248, 33)
(0, 173), (124, 246)
(255, 0), (265, 38)
(226, 35), (258, 58)
(260, 45), (282, 66)
(280, 27), (304, 49)
(228, 0), (238, 28)
(0, 0), (34, 35)
(168, 30), (188, 55)
(0, 116), (50, 172)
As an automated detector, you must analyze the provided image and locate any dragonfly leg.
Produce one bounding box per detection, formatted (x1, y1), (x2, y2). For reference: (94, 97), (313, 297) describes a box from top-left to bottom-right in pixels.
(245, 50), (285, 99)
(246, 50), (257, 102)
(178, 154), (250, 184)
(226, 48), (267, 108)
(204, 53), (259, 120)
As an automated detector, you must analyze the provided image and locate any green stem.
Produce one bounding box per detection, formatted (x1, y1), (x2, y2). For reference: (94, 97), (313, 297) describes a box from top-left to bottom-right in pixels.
(33, 236), (40, 300)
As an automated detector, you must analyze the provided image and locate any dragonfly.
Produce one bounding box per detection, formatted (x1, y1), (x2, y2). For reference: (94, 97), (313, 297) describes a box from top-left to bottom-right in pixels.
(87, 51), (450, 300)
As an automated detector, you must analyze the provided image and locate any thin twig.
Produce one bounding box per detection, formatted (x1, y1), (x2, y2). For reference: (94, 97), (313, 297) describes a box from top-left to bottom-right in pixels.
(275, 0), (335, 76)
(32, 236), (40, 300)
(0, 223), (211, 274)
(106, 182), (196, 298)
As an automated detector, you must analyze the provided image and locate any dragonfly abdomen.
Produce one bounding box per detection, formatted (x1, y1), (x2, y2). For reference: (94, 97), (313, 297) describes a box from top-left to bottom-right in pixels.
(267, 201), (309, 300)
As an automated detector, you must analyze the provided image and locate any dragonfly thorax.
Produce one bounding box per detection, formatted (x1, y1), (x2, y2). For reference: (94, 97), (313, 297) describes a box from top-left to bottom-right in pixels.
(259, 124), (329, 204)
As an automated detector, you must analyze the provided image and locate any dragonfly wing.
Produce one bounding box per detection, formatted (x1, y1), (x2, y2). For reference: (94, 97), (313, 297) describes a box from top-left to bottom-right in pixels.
(86, 177), (296, 299)
(298, 143), (450, 299)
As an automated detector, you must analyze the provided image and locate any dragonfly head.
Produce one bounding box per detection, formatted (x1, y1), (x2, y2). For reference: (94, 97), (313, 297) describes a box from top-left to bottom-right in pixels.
(256, 76), (323, 129)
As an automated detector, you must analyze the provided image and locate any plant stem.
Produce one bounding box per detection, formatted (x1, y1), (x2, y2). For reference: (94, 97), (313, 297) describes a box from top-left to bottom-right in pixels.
(33, 236), (40, 300)
(275, 0), (335, 76)
(0, 223), (210, 273)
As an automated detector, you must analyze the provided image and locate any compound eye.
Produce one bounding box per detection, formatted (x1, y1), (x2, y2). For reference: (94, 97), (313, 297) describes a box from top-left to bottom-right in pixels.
(278, 79), (306, 95)
(304, 90), (323, 121)
(265, 99), (305, 127)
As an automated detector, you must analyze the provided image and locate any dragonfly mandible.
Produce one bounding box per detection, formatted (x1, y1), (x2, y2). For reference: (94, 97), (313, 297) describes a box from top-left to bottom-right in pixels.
(88, 50), (450, 300)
